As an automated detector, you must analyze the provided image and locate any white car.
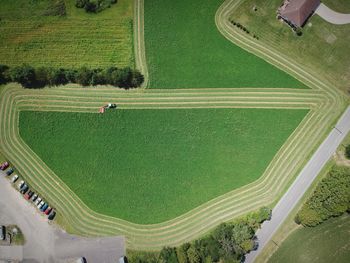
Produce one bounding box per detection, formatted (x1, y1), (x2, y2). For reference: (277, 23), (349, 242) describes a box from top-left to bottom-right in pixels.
(17, 180), (24, 190)
(35, 197), (42, 206)
(37, 201), (45, 209)
(11, 174), (19, 183)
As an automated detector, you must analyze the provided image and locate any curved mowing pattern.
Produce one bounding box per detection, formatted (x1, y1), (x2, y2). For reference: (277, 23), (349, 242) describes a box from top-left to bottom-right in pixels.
(0, 0), (347, 250)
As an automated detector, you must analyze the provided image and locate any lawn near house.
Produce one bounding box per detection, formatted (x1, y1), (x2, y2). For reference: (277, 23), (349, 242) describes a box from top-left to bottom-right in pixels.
(19, 108), (307, 224)
(231, 0), (350, 93)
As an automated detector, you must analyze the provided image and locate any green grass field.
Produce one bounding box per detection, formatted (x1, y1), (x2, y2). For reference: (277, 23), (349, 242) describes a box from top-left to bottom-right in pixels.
(232, 0), (350, 93)
(144, 0), (306, 89)
(19, 108), (307, 224)
(269, 214), (350, 263)
(0, 0), (134, 68)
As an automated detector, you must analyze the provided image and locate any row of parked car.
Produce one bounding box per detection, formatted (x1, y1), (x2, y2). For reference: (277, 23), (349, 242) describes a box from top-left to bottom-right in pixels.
(1, 161), (56, 221)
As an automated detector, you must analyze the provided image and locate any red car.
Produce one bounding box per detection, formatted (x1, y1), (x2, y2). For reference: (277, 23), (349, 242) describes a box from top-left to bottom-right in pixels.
(0, 162), (9, 171)
(45, 207), (52, 215)
(24, 190), (34, 200)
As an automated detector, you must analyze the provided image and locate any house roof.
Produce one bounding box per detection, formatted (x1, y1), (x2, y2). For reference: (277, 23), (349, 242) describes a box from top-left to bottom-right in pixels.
(278, 0), (321, 27)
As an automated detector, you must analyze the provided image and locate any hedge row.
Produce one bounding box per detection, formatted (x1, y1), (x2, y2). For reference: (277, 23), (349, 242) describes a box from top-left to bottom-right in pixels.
(295, 166), (350, 227)
(128, 207), (272, 263)
(75, 0), (117, 13)
(0, 64), (144, 89)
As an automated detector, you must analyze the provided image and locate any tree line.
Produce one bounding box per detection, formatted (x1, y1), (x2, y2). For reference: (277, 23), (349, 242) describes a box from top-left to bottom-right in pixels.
(128, 207), (272, 263)
(0, 64), (144, 89)
(295, 166), (350, 227)
(75, 0), (117, 13)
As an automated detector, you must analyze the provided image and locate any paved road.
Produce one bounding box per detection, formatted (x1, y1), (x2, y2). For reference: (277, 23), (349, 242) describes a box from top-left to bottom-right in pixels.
(245, 106), (350, 263)
(0, 172), (125, 263)
(315, 3), (350, 25)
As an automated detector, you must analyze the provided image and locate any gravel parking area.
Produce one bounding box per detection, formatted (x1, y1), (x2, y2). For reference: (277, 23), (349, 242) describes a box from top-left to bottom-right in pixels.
(0, 171), (125, 263)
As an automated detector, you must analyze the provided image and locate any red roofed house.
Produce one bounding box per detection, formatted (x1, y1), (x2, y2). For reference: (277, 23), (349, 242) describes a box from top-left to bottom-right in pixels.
(277, 0), (320, 28)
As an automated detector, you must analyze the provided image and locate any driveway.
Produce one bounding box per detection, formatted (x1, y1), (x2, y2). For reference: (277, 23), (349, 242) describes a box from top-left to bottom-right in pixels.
(245, 106), (350, 263)
(315, 3), (350, 25)
(0, 172), (125, 263)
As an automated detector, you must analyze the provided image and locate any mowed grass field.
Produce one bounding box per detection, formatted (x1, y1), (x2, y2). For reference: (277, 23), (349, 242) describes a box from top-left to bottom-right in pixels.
(144, 0), (306, 89)
(0, 0), (134, 68)
(269, 214), (350, 263)
(232, 0), (350, 93)
(19, 108), (307, 224)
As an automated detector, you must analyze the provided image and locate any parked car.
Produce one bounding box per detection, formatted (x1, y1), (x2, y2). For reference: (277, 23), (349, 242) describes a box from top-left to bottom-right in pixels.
(37, 201), (45, 209)
(20, 185), (29, 194)
(31, 194), (38, 202)
(45, 207), (52, 215)
(41, 203), (49, 212)
(48, 210), (56, 220)
(0, 225), (5, 240)
(35, 197), (42, 206)
(17, 180), (25, 190)
(6, 167), (14, 176)
(0, 162), (9, 170)
(24, 190), (34, 200)
(11, 174), (19, 183)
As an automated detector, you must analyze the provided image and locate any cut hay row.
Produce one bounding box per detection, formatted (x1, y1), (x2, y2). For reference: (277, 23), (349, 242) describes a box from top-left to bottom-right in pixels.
(0, 0), (346, 250)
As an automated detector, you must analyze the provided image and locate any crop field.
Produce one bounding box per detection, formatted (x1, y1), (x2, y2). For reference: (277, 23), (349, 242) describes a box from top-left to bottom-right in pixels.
(0, 0), (134, 68)
(143, 0), (306, 89)
(231, 0), (350, 93)
(19, 108), (307, 223)
(269, 215), (350, 263)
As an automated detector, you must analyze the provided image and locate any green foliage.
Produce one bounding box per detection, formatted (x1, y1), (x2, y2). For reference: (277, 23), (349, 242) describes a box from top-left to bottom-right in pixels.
(127, 250), (159, 263)
(0, 64), (10, 85)
(159, 247), (178, 263)
(144, 0), (306, 89)
(296, 166), (350, 226)
(345, 144), (350, 159)
(43, 0), (66, 16)
(75, 0), (117, 13)
(5, 64), (143, 89)
(19, 109), (307, 223)
(9, 64), (37, 88)
(176, 245), (190, 263)
(129, 209), (271, 263)
(187, 245), (201, 263)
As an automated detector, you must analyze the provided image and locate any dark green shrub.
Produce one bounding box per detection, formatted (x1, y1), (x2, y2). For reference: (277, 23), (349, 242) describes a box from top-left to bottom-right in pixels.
(10, 64), (39, 88)
(345, 145), (350, 159)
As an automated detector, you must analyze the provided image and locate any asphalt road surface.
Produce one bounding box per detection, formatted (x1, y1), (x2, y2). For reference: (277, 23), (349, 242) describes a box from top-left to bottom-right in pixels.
(245, 106), (350, 263)
(315, 3), (350, 25)
(0, 171), (125, 263)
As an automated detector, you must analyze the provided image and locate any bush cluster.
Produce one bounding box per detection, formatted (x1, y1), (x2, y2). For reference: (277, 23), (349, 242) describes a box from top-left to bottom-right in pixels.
(43, 0), (66, 16)
(0, 64), (144, 89)
(230, 20), (259, 40)
(295, 166), (350, 227)
(75, 0), (117, 13)
(345, 144), (350, 159)
(128, 207), (272, 263)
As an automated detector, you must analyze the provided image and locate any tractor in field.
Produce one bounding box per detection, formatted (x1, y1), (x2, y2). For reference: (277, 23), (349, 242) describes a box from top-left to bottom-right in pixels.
(99, 103), (117, 113)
